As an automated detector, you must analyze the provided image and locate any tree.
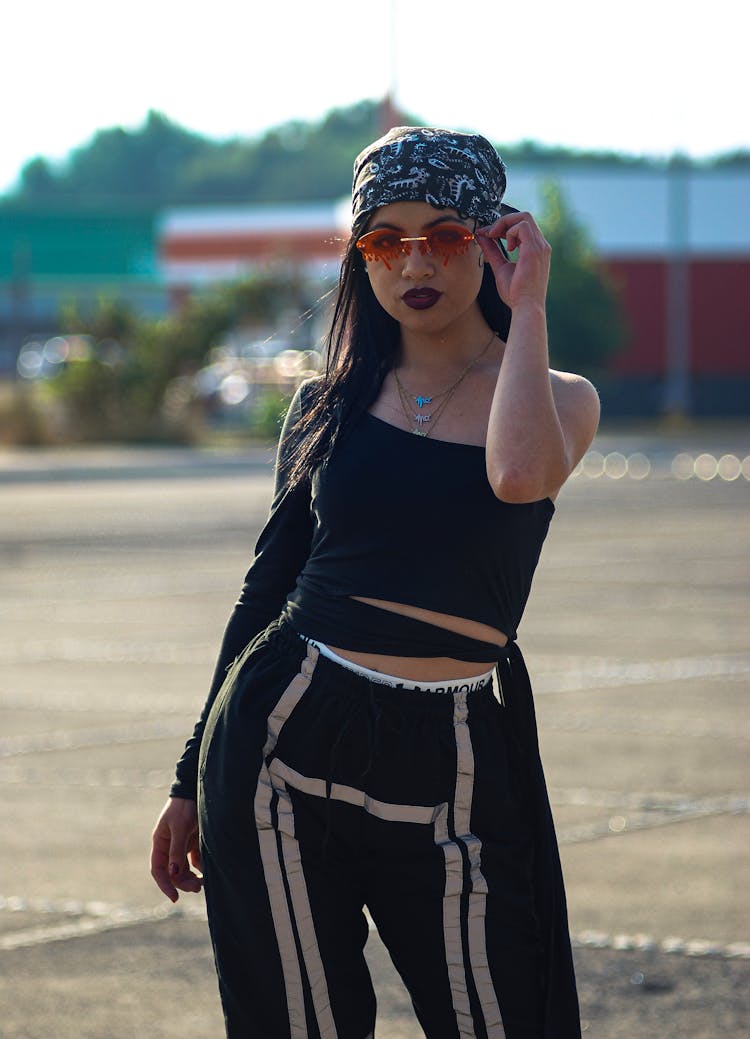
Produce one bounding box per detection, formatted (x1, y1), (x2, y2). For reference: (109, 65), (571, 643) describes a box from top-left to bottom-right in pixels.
(19, 157), (59, 197)
(46, 273), (310, 442)
(539, 182), (627, 375)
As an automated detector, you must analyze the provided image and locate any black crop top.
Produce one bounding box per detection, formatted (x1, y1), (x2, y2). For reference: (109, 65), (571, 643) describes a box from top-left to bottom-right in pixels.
(171, 379), (554, 798)
(282, 409), (554, 654)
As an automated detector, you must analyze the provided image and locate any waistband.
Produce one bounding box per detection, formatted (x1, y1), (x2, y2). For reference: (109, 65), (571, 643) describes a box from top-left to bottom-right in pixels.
(300, 635), (495, 695)
(267, 617), (513, 712)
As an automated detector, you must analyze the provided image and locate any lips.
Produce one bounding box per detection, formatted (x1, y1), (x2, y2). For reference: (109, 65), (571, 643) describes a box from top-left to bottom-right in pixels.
(402, 288), (442, 310)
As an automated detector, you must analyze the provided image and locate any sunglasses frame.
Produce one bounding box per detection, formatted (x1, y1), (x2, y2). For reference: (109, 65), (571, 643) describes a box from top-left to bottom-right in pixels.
(356, 222), (477, 270)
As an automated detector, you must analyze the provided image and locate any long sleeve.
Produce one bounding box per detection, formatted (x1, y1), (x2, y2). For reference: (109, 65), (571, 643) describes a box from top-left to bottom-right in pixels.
(169, 381), (316, 799)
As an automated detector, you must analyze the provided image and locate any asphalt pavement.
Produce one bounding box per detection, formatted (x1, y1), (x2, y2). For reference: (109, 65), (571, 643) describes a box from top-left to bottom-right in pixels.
(0, 424), (748, 1038)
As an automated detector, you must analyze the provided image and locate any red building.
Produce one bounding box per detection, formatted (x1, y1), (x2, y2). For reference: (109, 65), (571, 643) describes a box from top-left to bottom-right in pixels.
(158, 167), (750, 416)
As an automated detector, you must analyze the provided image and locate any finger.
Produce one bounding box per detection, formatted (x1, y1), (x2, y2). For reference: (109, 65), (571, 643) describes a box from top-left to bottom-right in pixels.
(476, 231), (509, 267)
(478, 210), (537, 239)
(150, 843), (179, 903)
(167, 824), (193, 878)
(188, 843), (203, 873)
(168, 827), (203, 893)
(174, 869), (203, 894)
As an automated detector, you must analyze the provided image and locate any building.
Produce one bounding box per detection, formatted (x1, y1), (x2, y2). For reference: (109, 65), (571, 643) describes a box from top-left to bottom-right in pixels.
(0, 207), (165, 373)
(158, 166), (750, 416)
(2, 166), (748, 415)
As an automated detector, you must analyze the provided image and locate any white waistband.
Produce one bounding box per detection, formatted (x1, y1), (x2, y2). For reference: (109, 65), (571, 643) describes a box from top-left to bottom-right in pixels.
(301, 636), (495, 694)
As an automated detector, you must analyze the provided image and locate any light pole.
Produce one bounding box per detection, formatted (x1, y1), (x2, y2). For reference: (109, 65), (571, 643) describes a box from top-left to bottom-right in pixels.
(662, 155), (691, 418)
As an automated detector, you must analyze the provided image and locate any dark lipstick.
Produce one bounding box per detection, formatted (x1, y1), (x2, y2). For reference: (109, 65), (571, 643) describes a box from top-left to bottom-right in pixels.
(402, 288), (442, 310)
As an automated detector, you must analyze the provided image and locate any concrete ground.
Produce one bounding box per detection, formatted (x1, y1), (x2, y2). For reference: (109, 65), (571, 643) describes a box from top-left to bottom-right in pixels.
(0, 424), (748, 1038)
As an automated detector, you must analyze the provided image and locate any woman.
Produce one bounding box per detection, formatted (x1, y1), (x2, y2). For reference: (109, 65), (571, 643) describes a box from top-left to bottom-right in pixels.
(151, 126), (600, 1039)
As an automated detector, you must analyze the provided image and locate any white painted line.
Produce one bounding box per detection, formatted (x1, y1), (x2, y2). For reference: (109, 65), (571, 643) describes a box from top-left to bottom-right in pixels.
(0, 639), (214, 666)
(0, 896), (206, 951)
(0, 720), (190, 759)
(0, 894), (746, 960)
(532, 653), (750, 695)
(572, 931), (750, 960)
(0, 765), (174, 788)
(556, 793), (747, 845)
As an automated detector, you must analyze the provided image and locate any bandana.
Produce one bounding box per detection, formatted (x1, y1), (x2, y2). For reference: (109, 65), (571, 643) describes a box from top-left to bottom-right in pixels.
(352, 126), (513, 228)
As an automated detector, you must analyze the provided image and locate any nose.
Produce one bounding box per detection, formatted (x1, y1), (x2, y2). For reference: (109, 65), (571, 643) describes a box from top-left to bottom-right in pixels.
(401, 242), (435, 280)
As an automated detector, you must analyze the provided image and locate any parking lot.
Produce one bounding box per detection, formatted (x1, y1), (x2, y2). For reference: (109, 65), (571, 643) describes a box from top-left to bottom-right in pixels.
(0, 426), (748, 1038)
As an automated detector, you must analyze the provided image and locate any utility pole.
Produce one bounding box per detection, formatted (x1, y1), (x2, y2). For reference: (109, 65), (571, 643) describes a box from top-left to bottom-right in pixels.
(662, 155), (691, 418)
(379, 0), (400, 133)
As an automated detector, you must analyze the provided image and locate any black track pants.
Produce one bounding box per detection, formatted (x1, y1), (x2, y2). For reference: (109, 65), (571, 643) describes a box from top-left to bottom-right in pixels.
(197, 620), (553, 1039)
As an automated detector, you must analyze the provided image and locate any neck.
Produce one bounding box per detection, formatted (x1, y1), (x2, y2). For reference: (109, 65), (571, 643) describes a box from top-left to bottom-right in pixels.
(398, 321), (500, 373)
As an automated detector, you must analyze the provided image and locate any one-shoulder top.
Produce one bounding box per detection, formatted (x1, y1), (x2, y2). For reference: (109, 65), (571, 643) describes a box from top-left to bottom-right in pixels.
(281, 408), (553, 657)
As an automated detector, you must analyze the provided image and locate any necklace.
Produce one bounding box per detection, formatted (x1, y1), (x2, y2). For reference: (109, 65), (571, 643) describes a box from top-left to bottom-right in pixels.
(392, 330), (497, 437)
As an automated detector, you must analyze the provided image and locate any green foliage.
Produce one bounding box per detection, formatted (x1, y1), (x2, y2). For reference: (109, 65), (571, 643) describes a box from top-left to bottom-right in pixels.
(8, 101), (392, 207)
(46, 275), (307, 442)
(247, 389), (293, 440)
(5, 100), (746, 213)
(16, 111), (208, 205)
(539, 182), (627, 375)
(51, 299), (159, 440)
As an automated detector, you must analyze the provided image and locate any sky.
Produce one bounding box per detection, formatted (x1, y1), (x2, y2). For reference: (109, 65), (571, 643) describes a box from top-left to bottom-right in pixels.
(2, 0), (746, 195)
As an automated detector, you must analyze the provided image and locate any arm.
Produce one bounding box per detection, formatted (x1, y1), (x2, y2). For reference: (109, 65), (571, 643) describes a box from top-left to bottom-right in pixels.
(151, 381), (317, 900)
(476, 215), (600, 503)
(169, 379), (317, 800)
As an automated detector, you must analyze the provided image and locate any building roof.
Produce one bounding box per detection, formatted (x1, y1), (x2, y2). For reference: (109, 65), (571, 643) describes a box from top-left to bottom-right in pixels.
(157, 166), (750, 288)
(505, 167), (750, 256)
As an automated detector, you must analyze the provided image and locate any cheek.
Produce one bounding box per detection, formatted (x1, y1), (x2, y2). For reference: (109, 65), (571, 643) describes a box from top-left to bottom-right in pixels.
(365, 264), (397, 313)
(455, 257), (484, 298)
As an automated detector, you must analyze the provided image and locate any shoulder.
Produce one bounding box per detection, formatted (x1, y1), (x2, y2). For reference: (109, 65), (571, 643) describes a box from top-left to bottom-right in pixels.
(282, 375), (325, 431)
(293, 374), (325, 413)
(550, 369), (600, 417)
(550, 369), (601, 458)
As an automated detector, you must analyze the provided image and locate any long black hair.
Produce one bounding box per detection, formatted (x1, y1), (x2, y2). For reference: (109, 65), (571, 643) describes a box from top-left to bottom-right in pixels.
(283, 213), (512, 488)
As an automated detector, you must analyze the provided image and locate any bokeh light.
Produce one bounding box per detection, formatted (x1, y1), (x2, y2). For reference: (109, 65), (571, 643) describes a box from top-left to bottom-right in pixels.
(671, 453), (695, 480)
(603, 452), (628, 479)
(626, 453), (651, 479)
(716, 454), (741, 481)
(694, 453), (719, 481)
(581, 451), (605, 478)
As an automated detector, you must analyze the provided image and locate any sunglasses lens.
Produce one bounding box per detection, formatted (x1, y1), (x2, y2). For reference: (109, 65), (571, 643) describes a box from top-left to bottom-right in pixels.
(425, 226), (474, 264)
(355, 224), (474, 267)
(356, 229), (407, 265)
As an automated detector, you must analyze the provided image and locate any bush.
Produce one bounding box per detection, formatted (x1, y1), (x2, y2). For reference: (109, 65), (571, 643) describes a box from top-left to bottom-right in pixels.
(540, 181), (628, 377)
(40, 274), (311, 443)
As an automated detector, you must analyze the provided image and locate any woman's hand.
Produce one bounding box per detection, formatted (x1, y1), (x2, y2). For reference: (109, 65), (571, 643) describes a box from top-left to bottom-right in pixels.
(476, 212), (551, 311)
(150, 796), (203, 903)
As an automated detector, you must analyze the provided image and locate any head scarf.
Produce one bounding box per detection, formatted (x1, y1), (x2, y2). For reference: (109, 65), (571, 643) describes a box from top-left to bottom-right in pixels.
(352, 126), (513, 228)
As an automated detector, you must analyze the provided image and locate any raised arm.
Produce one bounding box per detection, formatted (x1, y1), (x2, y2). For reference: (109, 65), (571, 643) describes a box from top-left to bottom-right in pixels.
(477, 214), (600, 503)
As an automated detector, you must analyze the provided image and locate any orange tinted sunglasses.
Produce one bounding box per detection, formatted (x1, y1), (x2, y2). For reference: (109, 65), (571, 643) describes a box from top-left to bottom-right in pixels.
(356, 223), (476, 269)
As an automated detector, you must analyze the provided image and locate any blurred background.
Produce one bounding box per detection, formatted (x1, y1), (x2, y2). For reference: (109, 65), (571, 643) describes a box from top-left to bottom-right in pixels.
(1, 0), (748, 445)
(0, 3), (747, 1037)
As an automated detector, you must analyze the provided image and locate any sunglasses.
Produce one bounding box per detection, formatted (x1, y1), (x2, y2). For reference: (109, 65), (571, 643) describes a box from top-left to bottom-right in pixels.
(356, 223), (476, 269)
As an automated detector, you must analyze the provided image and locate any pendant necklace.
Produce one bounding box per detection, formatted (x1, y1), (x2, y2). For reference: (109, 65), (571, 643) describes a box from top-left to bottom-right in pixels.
(392, 330), (497, 437)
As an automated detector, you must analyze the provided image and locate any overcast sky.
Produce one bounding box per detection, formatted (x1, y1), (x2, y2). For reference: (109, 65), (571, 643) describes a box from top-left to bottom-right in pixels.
(2, 0), (745, 194)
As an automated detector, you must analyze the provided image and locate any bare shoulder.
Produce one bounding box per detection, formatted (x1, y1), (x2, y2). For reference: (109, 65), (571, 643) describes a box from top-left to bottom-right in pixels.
(550, 369), (601, 459)
(550, 367), (599, 400)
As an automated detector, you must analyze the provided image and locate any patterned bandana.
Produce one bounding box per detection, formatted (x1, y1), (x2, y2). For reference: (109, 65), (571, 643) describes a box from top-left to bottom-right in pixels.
(352, 126), (512, 228)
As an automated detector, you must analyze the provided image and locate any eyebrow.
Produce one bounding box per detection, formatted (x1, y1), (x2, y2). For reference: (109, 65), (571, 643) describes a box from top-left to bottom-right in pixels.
(367, 214), (470, 232)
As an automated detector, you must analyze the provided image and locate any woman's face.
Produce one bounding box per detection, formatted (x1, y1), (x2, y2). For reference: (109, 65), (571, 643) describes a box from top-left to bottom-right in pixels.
(359, 201), (485, 334)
